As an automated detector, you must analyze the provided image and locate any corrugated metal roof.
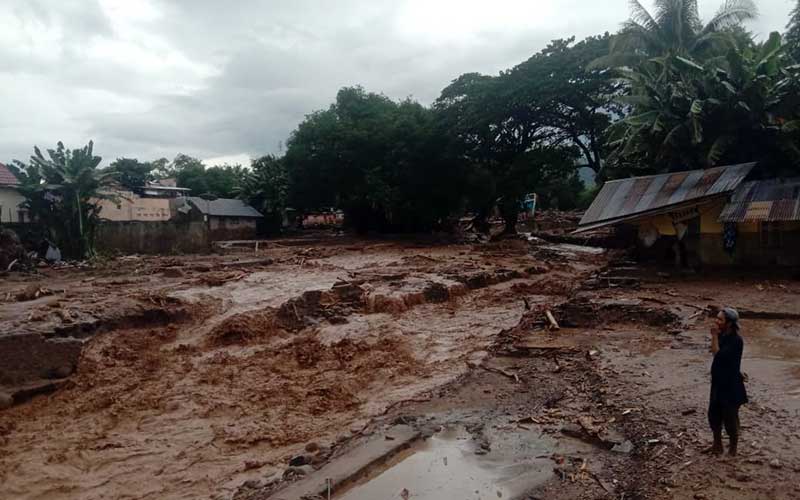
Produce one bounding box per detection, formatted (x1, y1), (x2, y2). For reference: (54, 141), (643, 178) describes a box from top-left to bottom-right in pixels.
(186, 197), (263, 218)
(577, 163), (755, 231)
(0, 162), (20, 186)
(718, 177), (800, 222)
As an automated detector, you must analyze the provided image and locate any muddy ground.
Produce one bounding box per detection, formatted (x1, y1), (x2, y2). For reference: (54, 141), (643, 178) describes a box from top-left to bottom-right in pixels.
(1, 233), (799, 500)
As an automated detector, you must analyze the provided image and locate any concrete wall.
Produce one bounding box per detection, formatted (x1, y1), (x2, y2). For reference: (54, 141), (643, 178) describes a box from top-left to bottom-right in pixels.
(0, 186), (27, 223)
(209, 217), (258, 241)
(96, 220), (209, 254)
(96, 191), (172, 221)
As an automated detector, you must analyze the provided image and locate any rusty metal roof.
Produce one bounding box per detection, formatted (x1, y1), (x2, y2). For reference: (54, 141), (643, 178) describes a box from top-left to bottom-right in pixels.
(576, 163), (755, 232)
(718, 177), (800, 222)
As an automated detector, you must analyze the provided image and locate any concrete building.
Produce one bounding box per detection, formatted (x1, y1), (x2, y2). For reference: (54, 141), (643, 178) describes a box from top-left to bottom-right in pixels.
(97, 192), (174, 221)
(575, 163), (800, 267)
(178, 197), (263, 241)
(0, 162), (28, 224)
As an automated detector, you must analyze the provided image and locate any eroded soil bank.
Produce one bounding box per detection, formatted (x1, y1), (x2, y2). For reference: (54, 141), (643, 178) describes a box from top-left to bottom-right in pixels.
(2, 235), (799, 500)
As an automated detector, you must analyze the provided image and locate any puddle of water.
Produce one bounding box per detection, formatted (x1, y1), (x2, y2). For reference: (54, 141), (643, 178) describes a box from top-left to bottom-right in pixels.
(335, 427), (547, 500)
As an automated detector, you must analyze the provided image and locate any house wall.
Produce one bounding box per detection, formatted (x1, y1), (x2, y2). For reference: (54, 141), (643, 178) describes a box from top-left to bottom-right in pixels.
(209, 217), (258, 241)
(695, 222), (800, 266)
(633, 200), (800, 266)
(96, 220), (208, 254)
(0, 187), (28, 223)
(96, 192), (172, 221)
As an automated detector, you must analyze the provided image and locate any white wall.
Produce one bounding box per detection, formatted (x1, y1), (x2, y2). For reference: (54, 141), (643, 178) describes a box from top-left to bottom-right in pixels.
(0, 187), (27, 223)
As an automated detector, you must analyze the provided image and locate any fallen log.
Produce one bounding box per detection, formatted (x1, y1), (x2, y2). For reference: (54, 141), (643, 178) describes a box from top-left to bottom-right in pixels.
(545, 309), (560, 330)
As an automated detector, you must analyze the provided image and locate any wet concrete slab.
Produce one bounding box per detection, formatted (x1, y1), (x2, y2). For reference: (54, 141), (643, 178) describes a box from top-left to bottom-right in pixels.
(270, 425), (420, 500)
(336, 427), (521, 500)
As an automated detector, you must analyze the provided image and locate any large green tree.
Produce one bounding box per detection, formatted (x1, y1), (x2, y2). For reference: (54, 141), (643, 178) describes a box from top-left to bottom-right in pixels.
(286, 86), (465, 233)
(504, 34), (623, 174)
(236, 155), (288, 232)
(13, 141), (117, 259)
(435, 44), (593, 234)
(168, 154), (247, 198)
(108, 157), (154, 190)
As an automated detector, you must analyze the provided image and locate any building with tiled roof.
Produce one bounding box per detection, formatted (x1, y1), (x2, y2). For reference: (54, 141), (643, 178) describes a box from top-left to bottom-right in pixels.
(0, 162), (29, 223)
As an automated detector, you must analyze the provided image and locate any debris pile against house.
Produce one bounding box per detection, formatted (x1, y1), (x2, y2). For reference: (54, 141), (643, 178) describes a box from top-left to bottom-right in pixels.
(0, 228), (27, 270)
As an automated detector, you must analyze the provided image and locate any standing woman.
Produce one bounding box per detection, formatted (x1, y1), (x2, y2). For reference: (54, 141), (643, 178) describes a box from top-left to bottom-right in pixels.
(708, 307), (748, 456)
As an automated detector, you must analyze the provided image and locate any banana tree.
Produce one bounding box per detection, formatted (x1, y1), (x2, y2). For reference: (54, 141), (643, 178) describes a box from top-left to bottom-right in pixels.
(14, 141), (118, 259)
(607, 32), (800, 177)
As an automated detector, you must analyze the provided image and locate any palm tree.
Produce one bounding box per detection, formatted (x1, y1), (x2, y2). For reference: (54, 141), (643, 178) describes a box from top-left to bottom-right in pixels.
(15, 141), (118, 258)
(607, 32), (800, 176)
(596, 0), (758, 67)
(786, 0), (800, 61)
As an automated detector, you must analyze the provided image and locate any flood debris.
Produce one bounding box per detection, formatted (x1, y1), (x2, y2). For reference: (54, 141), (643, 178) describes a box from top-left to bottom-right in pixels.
(3, 232), (800, 500)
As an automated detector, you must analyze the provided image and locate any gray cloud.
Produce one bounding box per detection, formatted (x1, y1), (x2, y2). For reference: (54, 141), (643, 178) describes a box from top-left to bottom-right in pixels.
(0, 0), (795, 166)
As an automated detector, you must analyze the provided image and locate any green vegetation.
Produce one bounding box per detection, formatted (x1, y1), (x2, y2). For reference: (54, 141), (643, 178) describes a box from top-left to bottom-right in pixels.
(14, 1), (800, 241)
(286, 87), (465, 232)
(236, 155), (289, 232)
(13, 141), (117, 259)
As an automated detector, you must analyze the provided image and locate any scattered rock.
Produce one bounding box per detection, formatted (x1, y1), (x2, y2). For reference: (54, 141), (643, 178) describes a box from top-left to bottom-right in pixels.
(241, 479), (262, 489)
(611, 440), (634, 454)
(769, 459), (782, 469)
(16, 284), (53, 302)
(560, 423), (585, 440)
(304, 442), (320, 454)
(283, 465), (314, 478)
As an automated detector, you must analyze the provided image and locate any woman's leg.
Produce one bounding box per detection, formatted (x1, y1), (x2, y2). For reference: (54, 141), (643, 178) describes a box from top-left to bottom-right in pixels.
(707, 399), (724, 454)
(723, 405), (740, 456)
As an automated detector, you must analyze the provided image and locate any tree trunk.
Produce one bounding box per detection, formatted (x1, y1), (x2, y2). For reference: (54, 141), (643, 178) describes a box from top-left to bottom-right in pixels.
(473, 207), (491, 235)
(75, 190), (85, 258)
(502, 212), (518, 235)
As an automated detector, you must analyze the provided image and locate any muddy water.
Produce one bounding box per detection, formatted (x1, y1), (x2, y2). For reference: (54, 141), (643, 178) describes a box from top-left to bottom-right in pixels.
(0, 242), (596, 500)
(336, 426), (555, 500)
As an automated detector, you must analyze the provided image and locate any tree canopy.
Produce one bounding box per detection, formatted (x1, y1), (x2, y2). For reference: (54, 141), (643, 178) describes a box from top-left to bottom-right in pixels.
(286, 86), (466, 232)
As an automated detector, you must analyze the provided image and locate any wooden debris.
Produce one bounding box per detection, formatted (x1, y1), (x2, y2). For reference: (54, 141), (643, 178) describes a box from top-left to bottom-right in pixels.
(545, 309), (560, 330)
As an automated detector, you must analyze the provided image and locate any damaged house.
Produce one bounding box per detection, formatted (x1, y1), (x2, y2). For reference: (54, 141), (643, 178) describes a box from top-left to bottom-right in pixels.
(576, 163), (800, 267)
(176, 197), (263, 241)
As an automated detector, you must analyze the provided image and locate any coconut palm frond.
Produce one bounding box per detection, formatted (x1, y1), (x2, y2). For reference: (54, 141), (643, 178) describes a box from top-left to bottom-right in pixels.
(702, 0), (758, 35)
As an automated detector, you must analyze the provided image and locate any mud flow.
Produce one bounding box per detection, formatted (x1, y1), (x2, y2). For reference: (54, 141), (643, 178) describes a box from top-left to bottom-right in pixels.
(3, 235), (800, 500)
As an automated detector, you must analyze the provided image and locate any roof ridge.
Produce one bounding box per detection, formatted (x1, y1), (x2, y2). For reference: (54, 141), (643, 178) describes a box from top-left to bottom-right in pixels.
(602, 162), (757, 185)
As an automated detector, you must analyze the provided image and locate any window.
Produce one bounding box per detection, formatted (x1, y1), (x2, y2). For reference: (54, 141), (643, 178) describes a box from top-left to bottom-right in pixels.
(760, 221), (783, 249)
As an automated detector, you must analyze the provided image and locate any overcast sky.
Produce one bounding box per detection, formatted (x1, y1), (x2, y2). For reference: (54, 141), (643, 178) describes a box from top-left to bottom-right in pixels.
(0, 0), (794, 167)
